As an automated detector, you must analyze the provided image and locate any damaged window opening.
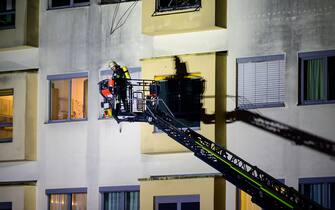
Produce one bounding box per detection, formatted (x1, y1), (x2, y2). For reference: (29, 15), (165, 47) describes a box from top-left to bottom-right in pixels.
(155, 0), (201, 13)
(49, 0), (89, 9)
(100, 0), (138, 4)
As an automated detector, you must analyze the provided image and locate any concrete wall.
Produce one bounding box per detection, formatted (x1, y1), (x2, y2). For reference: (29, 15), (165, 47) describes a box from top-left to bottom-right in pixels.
(0, 72), (37, 161)
(37, 2), (222, 210)
(0, 186), (36, 210)
(226, 0), (335, 209)
(142, 0), (225, 35)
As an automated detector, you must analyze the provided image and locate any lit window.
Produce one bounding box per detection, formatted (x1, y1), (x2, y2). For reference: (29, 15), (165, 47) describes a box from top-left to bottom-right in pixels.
(0, 89), (13, 143)
(299, 177), (335, 210)
(0, 0), (15, 29)
(155, 195), (199, 210)
(100, 186), (140, 210)
(155, 0), (201, 13)
(237, 55), (285, 109)
(299, 50), (335, 105)
(49, 0), (89, 9)
(0, 202), (12, 210)
(48, 73), (88, 122)
(46, 188), (87, 210)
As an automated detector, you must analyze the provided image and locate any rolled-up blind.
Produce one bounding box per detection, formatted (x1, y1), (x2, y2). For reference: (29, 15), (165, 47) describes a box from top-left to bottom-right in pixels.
(237, 55), (285, 109)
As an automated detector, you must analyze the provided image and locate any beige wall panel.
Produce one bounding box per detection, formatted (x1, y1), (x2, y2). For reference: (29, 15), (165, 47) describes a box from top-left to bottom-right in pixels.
(24, 186), (36, 210)
(0, 186), (32, 210)
(0, 72), (37, 161)
(140, 53), (216, 154)
(140, 177), (215, 210)
(142, 0), (217, 35)
(0, 0), (27, 48)
(25, 72), (38, 160)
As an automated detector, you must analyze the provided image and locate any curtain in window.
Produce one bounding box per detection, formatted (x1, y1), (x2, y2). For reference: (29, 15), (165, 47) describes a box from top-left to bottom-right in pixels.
(125, 191), (139, 210)
(305, 59), (326, 101)
(105, 192), (121, 210)
(72, 193), (87, 210)
(50, 194), (70, 210)
(300, 183), (335, 210)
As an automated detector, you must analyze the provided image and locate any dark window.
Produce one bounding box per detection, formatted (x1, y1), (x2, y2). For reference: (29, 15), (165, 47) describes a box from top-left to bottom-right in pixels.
(181, 202), (200, 210)
(0, 89), (13, 143)
(46, 188), (87, 210)
(237, 55), (285, 109)
(48, 73), (88, 122)
(155, 0), (201, 12)
(50, 0), (89, 9)
(0, 202), (12, 210)
(100, 186), (140, 210)
(0, 0), (15, 29)
(299, 50), (335, 105)
(299, 178), (335, 210)
(155, 195), (200, 210)
(158, 203), (177, 210)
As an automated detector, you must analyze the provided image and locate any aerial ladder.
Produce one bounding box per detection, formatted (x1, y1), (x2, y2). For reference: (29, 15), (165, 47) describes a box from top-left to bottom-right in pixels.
(98, 78), (330, 210)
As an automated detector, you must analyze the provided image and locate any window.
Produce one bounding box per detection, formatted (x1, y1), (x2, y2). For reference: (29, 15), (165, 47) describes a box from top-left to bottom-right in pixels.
(155, 0), (201, 13)
(0, 89), (13, 143)
(48, 73), (88, 122)
(237, 54), (285, 109)
(100, 0), (138, 4)
(46, 188), (87, 210)
(0, 0), (15, 29)
(299, 177), (335, 210)
(49, 0), (89, 9)
(0, 202), (12, 210)
(155, 195), (200, 210)
(99, 186), (140, 210)
(299, 50), (335, 105)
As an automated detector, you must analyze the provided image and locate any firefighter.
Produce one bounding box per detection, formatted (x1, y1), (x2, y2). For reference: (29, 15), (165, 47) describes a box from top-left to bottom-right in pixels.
(108, 61), (131, 113)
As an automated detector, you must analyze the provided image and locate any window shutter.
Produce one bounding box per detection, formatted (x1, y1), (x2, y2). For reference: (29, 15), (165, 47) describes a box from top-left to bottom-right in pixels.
(237, 55), (285, 109)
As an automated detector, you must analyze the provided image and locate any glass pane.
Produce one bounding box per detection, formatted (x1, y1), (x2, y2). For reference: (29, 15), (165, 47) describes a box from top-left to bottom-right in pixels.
(125, 191), (139, 210)
(181, 202), (200, 210)
(51, 80), (69, 120)
(104, 192), (121, 210)
(300, 183), (335, 210)
(71, 78), (88, 119)
(50, 194), (70, 210)
(158, 203), (177, 210)
(0, 13), (15, 28)
(52, 0), (70, 7)
(0, 90), (13, 140)
(240, 190), (262, 210)
(328, 56), (335, 100)
(72, 193), (87, 210)
(74, 0), (89, 3)
(303, 58), (326, 101)
(0, 0), (14, 12)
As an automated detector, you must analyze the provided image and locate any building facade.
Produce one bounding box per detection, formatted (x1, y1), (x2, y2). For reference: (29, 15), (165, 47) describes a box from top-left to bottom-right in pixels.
(0, 0), (334, 210)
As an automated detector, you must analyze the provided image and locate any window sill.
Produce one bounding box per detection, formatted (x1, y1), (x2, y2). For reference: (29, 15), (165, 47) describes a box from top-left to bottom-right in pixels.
(45, 119), (88, 124)
(0, 138), (13, 143)
(298, 100), (335, 106)
(152, 6), (201, 16)
(237, 102), (285, 110)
